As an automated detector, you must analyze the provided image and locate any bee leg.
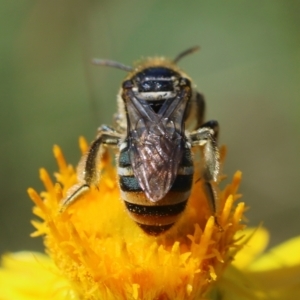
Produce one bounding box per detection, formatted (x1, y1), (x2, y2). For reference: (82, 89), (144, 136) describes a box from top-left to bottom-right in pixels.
(200, 120), (219, 140)
(59, 129), (120, 212)
(97, 124), (123, 137)
(189, 121), (222, 228)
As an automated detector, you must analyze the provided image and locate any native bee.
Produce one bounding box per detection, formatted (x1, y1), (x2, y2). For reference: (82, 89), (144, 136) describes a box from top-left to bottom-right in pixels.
(60, 46), (220, 235)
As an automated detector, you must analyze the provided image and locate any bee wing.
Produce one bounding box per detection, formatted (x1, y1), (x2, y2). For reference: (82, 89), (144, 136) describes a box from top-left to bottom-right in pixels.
(124, 89), (190, 202)
(129, 119), (184, 202)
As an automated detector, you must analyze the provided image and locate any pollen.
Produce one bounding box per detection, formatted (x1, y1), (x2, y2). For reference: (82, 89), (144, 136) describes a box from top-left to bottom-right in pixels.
(28, 138), (246, 300)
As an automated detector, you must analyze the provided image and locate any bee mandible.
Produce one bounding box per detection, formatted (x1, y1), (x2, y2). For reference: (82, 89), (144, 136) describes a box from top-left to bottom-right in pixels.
(60, 46), (220, 236)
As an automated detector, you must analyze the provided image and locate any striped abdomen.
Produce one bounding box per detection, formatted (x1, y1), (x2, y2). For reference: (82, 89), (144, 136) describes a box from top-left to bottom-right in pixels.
(118, 142), (194, 235)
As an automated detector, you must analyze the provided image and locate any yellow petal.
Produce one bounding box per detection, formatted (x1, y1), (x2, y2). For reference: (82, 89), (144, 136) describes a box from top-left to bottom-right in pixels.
(249, 235), (300, 271)
(216, 236), (300, 300)
(0, 252), (78, 300)
(233, 227), (269, 269)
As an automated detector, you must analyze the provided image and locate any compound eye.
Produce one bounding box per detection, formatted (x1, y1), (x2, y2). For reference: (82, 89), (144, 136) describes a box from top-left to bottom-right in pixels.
(179, 77), (191, 87)
(122, 80), (134, 89)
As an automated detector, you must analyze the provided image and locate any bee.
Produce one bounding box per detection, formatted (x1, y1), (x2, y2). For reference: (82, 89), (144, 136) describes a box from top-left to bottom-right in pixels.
(60, 46), (220, 236)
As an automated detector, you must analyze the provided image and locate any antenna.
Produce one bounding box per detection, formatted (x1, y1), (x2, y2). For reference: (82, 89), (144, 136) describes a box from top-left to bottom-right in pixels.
(92, 58), (133, 72)
(173, 46), (200, 64)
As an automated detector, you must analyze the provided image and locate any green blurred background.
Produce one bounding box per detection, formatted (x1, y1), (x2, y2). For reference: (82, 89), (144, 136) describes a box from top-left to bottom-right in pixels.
(1, 1), (299, 254)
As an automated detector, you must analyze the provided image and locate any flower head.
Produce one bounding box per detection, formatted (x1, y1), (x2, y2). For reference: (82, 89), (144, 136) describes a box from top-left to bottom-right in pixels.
(1, 138), (300, 300)
(26, 137), (247, 300)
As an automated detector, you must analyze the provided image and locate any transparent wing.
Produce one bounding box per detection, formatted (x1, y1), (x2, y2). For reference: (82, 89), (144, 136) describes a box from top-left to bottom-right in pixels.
(124, 89), (190, 202)
(129, 118), (184, 201)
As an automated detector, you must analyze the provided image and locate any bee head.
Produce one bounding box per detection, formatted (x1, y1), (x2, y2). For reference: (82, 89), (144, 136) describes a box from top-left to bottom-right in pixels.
(93, 46), (198, 114)
(123, 65), (192, 113)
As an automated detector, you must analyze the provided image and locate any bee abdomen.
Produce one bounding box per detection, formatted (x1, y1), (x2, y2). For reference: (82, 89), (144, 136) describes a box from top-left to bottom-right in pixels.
(118, 143), (194, 235)
(124, 200), (188, 236)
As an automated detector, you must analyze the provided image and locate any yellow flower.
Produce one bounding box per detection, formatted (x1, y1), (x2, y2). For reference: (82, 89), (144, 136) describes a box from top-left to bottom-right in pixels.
(1, 138), (298, 299)
(27, 138), (246, 300)
(2, 232), (300, 300)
